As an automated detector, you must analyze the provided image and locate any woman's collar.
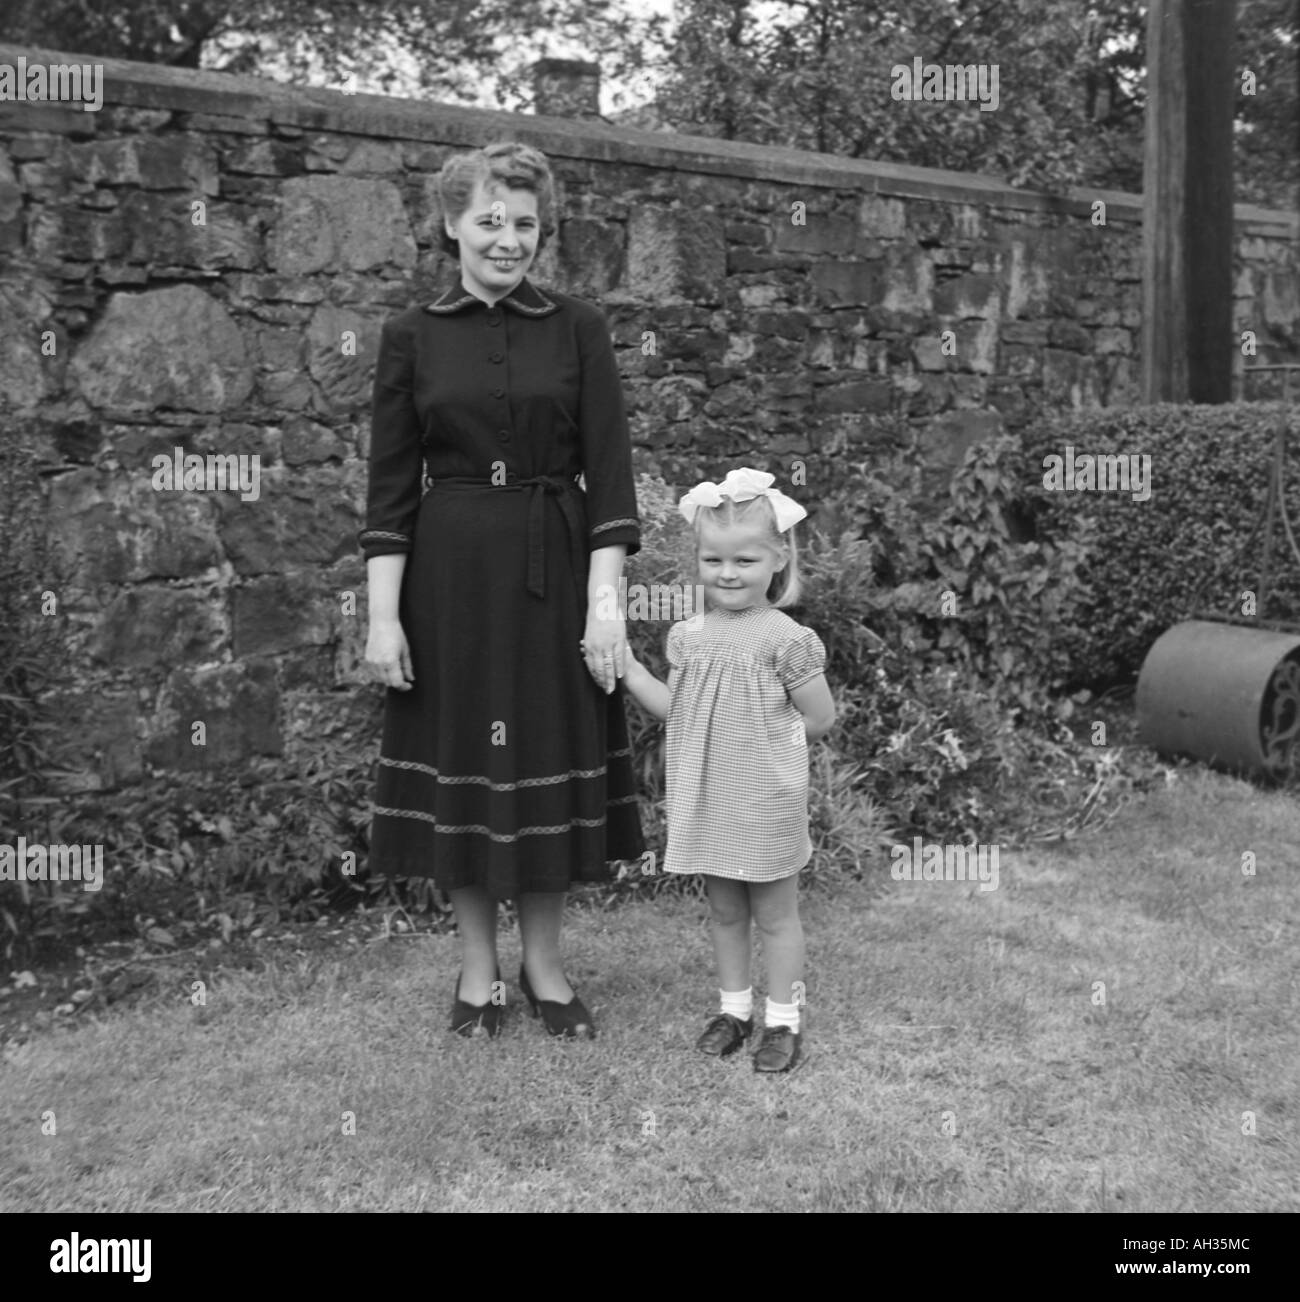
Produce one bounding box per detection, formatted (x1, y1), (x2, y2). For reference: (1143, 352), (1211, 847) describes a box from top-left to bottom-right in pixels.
(425, 275), (559, 316)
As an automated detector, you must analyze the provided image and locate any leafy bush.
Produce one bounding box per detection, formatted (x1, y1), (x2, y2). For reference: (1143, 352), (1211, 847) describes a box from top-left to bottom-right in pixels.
(1019, 401), (1300, 687)
(0, 429), (65, 811)
(809, 437), (1098, 723)
(2, 687), (403, 964)
(8, 451), (1162, 955)
(622, 453), (1149, 871)
(0, 427), (81, 960)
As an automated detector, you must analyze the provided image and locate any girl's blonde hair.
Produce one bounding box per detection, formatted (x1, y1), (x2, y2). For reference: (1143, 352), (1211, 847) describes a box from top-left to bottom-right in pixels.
(436, 141), (558, 257)
(687, 494), (803, 608)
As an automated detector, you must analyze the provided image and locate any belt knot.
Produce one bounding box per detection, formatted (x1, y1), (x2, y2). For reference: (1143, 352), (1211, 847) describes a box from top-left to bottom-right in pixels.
(423, 470), (584, 602)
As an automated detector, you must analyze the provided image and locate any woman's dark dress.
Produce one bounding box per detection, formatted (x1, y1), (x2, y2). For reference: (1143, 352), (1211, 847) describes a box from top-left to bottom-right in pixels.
(358, 275), (645, 899)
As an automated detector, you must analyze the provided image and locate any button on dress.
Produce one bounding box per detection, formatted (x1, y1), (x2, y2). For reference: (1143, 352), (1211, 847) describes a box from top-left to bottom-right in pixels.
(663, 605), (827, 881)
(358, 275), (645, 898)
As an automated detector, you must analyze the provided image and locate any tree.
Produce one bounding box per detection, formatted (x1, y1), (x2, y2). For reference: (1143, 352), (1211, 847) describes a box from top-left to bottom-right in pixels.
(648, 0), (1294, 206)
(0, 0), (668, 109)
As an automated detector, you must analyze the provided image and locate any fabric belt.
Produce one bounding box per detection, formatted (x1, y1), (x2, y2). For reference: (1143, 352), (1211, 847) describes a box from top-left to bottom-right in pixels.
(425, 472), (585, 601)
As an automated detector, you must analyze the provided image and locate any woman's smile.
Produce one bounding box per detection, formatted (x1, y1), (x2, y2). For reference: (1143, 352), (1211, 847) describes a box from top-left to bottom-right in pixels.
(445, 177), (540, 304)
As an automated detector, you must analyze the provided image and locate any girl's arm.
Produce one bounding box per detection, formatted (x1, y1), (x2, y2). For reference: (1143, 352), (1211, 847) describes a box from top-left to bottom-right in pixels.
(623, 651), (673, 722)
(788, 674), (836, 742)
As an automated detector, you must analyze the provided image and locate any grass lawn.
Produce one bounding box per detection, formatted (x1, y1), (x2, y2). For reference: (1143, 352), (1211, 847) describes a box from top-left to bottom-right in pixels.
(1, 766), (1296, 1212)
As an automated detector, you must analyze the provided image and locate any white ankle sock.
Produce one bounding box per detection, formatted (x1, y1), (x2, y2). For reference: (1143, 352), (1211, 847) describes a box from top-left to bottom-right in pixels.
(765, 997), (800, 1033)
(720, 987), (753, 1021)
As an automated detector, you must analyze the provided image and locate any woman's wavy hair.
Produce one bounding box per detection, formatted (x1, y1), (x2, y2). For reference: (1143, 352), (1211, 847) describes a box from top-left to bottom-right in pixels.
(686, 494), (804, 609)
(436, 141), (557, 257)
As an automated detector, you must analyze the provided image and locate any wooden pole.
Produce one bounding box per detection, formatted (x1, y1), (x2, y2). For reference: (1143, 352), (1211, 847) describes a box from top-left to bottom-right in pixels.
(1142, 0), (1236, 404)
(1184, 0), (1235, 402)
(1143, 0), (1186, 403)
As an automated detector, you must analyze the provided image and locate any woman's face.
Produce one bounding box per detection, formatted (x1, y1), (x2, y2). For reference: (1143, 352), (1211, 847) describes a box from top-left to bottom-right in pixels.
(446, 177), (540, 304)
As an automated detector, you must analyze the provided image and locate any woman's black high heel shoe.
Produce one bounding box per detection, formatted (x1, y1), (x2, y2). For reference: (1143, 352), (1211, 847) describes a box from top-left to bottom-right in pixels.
(519, 964), (596, 1039)
(451, 966), (504, 1038)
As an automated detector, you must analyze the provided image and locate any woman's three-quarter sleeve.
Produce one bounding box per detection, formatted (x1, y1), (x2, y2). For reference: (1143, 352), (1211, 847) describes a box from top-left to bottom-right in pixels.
(575, 305), (641, 557)
(358, 316), (423, 560)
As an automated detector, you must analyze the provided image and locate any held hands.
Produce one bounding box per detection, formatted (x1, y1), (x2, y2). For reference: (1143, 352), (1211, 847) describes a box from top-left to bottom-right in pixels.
(580, 614), (628, 694)
(369, 615), (629, 695)
(365, 619), (414, 691)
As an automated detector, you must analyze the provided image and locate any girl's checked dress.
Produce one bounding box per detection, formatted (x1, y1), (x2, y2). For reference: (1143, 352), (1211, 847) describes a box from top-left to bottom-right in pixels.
(358, 275), (645, 899)
(663, 605), (827, 881)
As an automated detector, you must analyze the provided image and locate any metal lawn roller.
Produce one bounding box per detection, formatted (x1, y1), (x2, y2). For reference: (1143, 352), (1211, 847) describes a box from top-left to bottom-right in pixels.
(1137, 366), (1300, 780)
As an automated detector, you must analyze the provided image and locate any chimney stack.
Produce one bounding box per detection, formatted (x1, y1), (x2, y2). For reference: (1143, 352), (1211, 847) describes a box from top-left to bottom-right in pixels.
(532, 58), (601, 119)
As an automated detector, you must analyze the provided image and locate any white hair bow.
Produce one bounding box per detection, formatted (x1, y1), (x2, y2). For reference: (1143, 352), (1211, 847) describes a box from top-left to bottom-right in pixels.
(678, 468), (808, 532)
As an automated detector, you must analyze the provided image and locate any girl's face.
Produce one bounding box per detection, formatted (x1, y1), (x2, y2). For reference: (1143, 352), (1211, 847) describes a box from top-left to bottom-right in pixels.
(445, 178), (540, 304)
(696, 519), (786, 611)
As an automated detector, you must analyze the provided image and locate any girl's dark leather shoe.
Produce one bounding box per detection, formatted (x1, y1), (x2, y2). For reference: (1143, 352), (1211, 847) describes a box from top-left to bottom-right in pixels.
(451, 968), (504, 1038)
(519, 964), (596, 1039)
(695, 1013), (753, 1057)
(752, 1025), (801, 1073)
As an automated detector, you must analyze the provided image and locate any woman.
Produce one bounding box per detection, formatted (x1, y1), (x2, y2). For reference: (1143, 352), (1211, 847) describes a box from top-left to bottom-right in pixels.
(359, 141), (643, 1040)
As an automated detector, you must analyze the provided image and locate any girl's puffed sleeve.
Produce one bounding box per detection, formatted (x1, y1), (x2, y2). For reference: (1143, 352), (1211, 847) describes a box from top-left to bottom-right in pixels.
(774, 625), (827, 693)
(575, 304), (640, 557)
(358, 316), (423, 559)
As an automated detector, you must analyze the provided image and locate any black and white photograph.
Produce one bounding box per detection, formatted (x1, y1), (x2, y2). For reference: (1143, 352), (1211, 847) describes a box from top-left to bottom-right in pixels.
(0, 0), (1295, 1253)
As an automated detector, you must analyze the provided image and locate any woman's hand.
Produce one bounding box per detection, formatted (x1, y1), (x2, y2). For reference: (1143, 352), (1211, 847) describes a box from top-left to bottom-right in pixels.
(580, 614), (627, 694)
(366, 618), (414, 691)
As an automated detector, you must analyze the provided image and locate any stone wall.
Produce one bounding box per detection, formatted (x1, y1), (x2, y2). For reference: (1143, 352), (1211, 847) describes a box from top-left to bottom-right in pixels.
(0, 43), (1296, 789)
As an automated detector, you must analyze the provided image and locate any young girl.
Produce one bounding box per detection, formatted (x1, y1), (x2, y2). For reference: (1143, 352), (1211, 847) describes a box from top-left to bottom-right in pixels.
(620, 467), (835, 1072)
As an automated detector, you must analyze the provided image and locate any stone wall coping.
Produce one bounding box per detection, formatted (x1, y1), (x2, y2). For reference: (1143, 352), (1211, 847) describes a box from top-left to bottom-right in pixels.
(2, 42), (1296, 239)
